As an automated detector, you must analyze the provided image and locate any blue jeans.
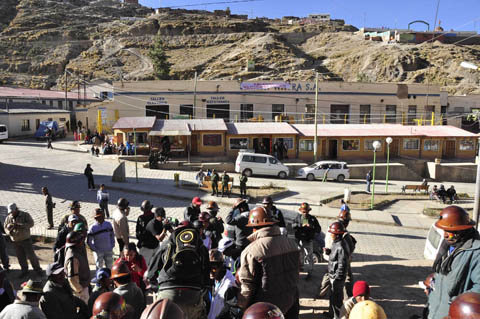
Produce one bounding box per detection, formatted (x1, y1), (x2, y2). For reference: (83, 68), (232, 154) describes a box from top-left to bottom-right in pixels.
(93, 251), (113, 270)
(366, 180), (371, 192)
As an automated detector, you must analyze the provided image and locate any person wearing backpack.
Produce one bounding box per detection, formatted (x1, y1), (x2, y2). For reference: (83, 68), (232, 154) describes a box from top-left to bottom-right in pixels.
(147, 222), (210, 319)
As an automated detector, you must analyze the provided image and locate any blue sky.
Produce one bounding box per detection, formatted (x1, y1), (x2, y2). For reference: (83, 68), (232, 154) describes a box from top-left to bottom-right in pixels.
(139, 0), (480, 31)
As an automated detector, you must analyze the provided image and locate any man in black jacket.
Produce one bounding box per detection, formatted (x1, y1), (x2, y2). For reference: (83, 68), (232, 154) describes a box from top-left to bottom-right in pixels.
(136, 200), (156, 265)
(225, 199), (252, 250)
(183, 197), (202, 223)
(262, 196), (286, 234)
(292, 202), (321, 278)
(54, 215), (80, 265)
(147, 222), (210, 319)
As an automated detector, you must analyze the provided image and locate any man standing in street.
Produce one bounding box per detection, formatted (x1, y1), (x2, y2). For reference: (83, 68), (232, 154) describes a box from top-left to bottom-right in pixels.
(221, 171), (230, 197)
(225, 198), (252, 251)
(42, 187), (55, 229)
(237, 207), (300, 318)
(87, 209), (115, 270)
(64, 231), (90, 303)
(428, 206), (480, 319)
(136, 200), (156, 265)
(184, 197), (202, 223)
(262, 196), (287, 234)
(59, 201), (88, 230)
(113, 198), (130, 254)
(239, 172), (248, 199)
(0, 280), (46, 319)
(211, 169), (219, 196)
(84, 163), (95, 191)
(4, 203), (42, 278)
(366, 170), (372, 193)
(97, 184), (110, 218)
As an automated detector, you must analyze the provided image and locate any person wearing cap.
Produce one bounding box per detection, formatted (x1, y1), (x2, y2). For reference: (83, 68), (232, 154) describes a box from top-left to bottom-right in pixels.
(135, 200), (156, 265)
(262, 196), (286, 233)
(0, 280), (46, 319)
(41, 187), (55, 229)
(225, 198), (252, 250)
(237, 207), (300, 318)
(292, 202), (321, 278)
(207, 249), (237, 319)
(211, 169), (220, 196)
(221, 171), (230, 197)
(97, 184), (110, 219)
(40, 262), (89, 319)
(54, 214), (81, 265)
(84, 163), (95, 191)
(65, 231), (91, 303)
(205, 201), (224, 249)
(218, 237), (241, 275)
(0, 267), (14, 313)
(428, 206), (480, 319)
(339, 280), (370, 319)
(111, 260), (145, 319)
(59, 201), (88, 231)
(88, 268), (112, 312)
(4, 203), (42, 278)
(183, 197), (202, 223)
(88, 209), (115, 270)
(113, 198), (130, 255)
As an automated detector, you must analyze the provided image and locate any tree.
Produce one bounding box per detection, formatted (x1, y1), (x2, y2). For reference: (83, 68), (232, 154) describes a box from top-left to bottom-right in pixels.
(149, 35), (171, 80)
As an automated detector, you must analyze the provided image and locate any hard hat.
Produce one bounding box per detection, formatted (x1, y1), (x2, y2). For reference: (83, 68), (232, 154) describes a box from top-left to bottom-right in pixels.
(242, 302), (284, 319)
(246, 207), (278, 228)
(140, 299), (185, 319)
(92, 292), (128, 319)
(446, 292), (480, 319)
(338, 209), (352, 221)
(349, 300), (387, 319)
(207, 201), (219, 210)
(435, 205), (475, 232)
(117, 198), (129, 210)
(141, 200), (153, 212)
(299, 202), (311, 213)
(111, 260), (130, 280)
(65, 231), (83, 248)
(328, 221), (346, 235)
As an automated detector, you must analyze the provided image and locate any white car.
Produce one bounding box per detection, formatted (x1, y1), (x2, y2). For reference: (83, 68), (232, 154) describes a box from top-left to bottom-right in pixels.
(296, 161), (350, 182)
(0, 125), (7, 143)
(235, 152), (289, 179)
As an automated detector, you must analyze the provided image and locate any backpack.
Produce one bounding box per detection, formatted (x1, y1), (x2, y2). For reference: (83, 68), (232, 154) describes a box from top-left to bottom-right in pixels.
(162, 227), (202, 281)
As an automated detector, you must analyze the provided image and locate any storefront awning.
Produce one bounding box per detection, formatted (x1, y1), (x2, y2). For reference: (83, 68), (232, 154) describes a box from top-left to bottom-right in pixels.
(149, 130), (191, 136)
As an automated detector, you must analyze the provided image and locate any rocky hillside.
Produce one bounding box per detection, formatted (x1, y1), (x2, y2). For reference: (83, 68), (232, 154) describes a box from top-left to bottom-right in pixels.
(1, 0), (480, 95)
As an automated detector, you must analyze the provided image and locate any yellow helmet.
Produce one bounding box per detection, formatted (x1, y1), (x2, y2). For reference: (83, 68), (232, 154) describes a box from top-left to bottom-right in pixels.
(350, 300), (387, 319)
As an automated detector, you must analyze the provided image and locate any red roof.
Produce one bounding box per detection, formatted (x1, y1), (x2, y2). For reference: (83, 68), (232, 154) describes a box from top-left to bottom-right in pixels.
(227, 122), (298, 135)
(0, 86), (97, 100)
(112, 117), (156, 129)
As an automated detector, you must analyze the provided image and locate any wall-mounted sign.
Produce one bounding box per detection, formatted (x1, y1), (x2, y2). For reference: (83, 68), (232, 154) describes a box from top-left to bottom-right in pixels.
(206, 96), (230, 104)
(146, 97), (168, 105)
(240, 82), (318, 92)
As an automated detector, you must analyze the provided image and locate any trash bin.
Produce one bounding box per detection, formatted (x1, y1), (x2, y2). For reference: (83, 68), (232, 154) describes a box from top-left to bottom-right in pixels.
(174, 173), (180, 187)
(344, 188), (351, 203)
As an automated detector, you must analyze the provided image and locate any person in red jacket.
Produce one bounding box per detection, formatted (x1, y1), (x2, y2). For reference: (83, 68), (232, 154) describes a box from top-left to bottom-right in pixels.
(116, 243), (147, 292)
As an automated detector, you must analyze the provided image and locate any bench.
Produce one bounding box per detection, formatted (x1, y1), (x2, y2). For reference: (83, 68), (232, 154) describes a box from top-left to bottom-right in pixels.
(401, 184), (429, 193)
(202, 176), (234, 193)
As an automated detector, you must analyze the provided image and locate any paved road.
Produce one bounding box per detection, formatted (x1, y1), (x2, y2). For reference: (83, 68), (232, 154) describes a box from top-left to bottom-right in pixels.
(1, 139), (428, 260)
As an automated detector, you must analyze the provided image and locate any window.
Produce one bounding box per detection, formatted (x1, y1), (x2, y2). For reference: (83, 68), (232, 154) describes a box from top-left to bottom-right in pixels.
(229, 138), (249, 150)
(360, 105), (371, 123)
(58, 100), (63, 109)
(403, 138), (419, 150)
(460, 140), (474, 151)
(241, 155), (255, 162)
(408, 105), (417, 125)
(69, 101), (73, 109)
(342, 139), (360, 151)
(49, 101), (53, 107)
(272, 104), (284, 119)
(146, 105), (169, 119)
(207, 104), (230, 121)
(269, 157), (278, 164)
(365, 140), (382, 151)
(127, 132), (148, 144)
(42, 100), (46, 105)
(0, 126), (5, 133)
(35, 119), (40, 130)
(305, 104), (315, 123)
(330, 163), (342, 169)
(299, 140), (314, 151)
(180, 104), (194, 118)
(254, 156), (267, 163)
(203, 134), (222, 146)
(240, 104), (253, 121)
(274, 137), (294, 150)
(386, 105), (396, 123)
(331, 104), (349, 124)
(424, 140), (439, 151)
(21, 119), (30, 131)
(59, 118), (66, 122)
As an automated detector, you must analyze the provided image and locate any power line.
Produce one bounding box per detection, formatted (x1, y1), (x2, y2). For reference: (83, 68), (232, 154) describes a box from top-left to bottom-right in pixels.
(164, 0), (263, 8)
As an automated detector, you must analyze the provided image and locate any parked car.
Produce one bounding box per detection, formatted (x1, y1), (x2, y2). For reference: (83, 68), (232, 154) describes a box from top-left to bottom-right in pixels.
(0, 125), (8, 143)
(296, 160), (350, 182)
(235, 152), (289, 179)
(34, 121), (66, 140)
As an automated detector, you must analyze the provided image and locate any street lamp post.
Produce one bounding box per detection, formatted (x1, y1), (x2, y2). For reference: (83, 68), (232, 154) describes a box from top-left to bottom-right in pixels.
(461, 61), (480, 229)
(371, 140), (381, 209)
(385, 137), (393, 192)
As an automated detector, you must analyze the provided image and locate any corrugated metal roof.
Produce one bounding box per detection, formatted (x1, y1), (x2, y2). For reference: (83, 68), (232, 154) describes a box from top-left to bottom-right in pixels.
(0, 86), (97, 100)
(112, 117), (156, 129)
(292, 124), (477, 138)
(0, 102), (70, 114)
(227, 122), (299, 135)
(150, 119), (227, 133)
(150, 120), (191, 136)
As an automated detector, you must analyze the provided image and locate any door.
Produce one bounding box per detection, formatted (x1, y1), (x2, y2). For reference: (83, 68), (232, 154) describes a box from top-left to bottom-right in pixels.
(116, 133), (123, 145)
(321, 140), (326, 158)
(389, 139), (399, 158)
(328, 140), (338, 159)
(444, 140), (455, 158)
(314, 163), (328, 179)
(262, 138), (271, 154)
(191, 134), (198, 155)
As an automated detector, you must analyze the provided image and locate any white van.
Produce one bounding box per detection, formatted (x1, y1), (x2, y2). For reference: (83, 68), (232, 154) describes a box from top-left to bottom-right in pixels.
(424, 224), (444, 260)
(0, 125), (7, 143)
(235, 152), (289, 179)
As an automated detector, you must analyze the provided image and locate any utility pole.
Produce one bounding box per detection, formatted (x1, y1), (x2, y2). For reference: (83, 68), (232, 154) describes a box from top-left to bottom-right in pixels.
(474, 137), (480, 229)
(134, 127), (138, 183)
(313, 71), (319, 162)
(64, 69), (68, 110)
(193, 71), (198, 119)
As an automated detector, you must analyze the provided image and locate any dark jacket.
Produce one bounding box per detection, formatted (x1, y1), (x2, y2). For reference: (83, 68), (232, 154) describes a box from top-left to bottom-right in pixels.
(84, 166), (93, 178)
(212, 173), (219, 184)
(88, 285), (110, 314)
(114, 282), (145, 319)
(0, 280), (15, 313)
(206, 218), (224, 249)
(225, 208), (252, 249)
(135, 212), (155, 249)
(40, 280), (89, 319)
(270, 206), (286, 229)
(292, 214), (321, 241)
(145, 218), (164, 246)
(328, 238), (349, 281)
(54, 225), (70, 252)
(147, 227), (210, 290)
(183, 205), (201, 223)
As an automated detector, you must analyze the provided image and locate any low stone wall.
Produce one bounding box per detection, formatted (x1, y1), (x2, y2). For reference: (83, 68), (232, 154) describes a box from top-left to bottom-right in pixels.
(348, 164), (421, 181)
(429, 163), (477, 183)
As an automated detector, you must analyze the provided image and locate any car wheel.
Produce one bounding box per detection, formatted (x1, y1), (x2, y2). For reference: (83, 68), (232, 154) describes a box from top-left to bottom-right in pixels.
(243, 169), (252, 177)
(306, 173), (315, 181)
(337, 174), (345, 182)
(278, 171), (287, 179)
(312, 252), (321, 264)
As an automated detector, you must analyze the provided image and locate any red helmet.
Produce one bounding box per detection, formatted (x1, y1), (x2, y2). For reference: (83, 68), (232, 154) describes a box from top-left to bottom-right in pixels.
(92, 292), (128, 319)
(299, 202), (311, 213)
(435, 205), (475, 232)
(338, 209), (351, 221)
(246, 207), (277, 227)
(65, 231), (83, 248)
(140, 299), (185, 319)
(446, 292), (480, 319)
(328, 221), (346, 235)
(242, 302), (284, 319)
(111, 260), (130, 280)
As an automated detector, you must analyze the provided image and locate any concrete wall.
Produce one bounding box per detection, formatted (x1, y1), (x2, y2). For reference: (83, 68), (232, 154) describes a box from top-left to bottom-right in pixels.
(427, 163), (477, 183)
(348, 164), (421, 181)
(1, 112), (70, 137)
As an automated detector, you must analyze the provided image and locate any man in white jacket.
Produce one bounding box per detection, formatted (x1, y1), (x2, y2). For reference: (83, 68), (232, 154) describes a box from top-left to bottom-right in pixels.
(208, 249), (237, 319)
(112, 198), (130, 256)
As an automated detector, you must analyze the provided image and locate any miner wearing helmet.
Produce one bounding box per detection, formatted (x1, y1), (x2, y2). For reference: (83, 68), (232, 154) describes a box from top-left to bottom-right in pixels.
(184, 197), (202, 223)
(444, 291), (480, 319)
(326, 221), (349, 319)
(262, 196), (286, 234)
(226, 198), (252, 250)
(64, 231), (90, 303)
(207, 249), (237, 319)
(242, 302), (285, 319)
(205, 201), (224, 249)
(59, 200), (88, 231)
(140, 299), (184, 319)
(428, 205), (480, 319)
(91, 292), (133, 319)
(111, 260), (145, 319)
(135, 200), (156, 265)
(112, 198), (130, 255)
(237, 206), (300, 318)
(349, 300), (386, 319)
